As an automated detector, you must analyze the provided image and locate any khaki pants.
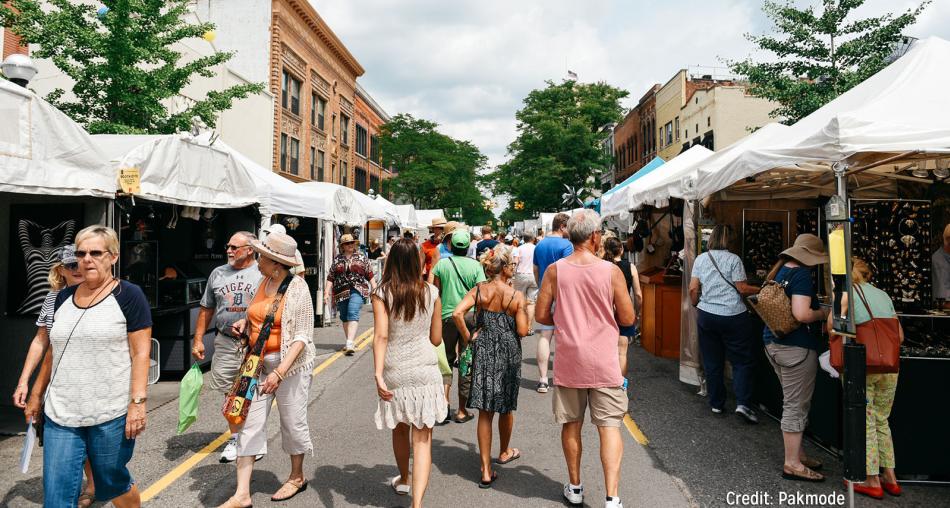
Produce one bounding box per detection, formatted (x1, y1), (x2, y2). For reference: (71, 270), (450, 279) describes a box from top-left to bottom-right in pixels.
(765, 343), (817, 433)
(236, 353), (313, 457)
(552, 386), (627, 428)
(208, 332), (244, 393)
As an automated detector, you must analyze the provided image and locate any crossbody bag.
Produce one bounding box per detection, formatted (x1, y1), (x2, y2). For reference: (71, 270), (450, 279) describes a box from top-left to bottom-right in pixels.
(222, 274), (293, 426)
(706, 251), (756, 316)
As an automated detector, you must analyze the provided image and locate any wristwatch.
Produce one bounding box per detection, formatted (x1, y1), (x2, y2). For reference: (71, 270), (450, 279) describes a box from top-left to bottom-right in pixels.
(131, 397), (148, 404)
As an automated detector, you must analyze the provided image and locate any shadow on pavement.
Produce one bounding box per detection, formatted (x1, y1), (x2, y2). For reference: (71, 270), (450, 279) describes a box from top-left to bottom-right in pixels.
(163, 431), (225, 461)
(190, 462), (283, 507)
(311, 463), (400, 508)
(1, 475), (44, 506)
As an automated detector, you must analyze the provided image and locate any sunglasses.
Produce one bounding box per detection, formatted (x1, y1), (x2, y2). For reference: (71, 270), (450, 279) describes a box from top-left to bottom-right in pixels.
(226, 244), (250, 251)
(74, 250), (108, 259)
(64, 262), (80, 271)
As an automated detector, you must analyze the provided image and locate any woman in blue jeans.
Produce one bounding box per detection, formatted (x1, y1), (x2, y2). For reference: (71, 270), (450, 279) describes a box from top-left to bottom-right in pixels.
(688, 225), (761, 423)
(325, 234), (375, 355)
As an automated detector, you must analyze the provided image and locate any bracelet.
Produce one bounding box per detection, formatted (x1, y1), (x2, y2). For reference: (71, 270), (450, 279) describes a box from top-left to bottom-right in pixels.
(274, 370), (285, 381)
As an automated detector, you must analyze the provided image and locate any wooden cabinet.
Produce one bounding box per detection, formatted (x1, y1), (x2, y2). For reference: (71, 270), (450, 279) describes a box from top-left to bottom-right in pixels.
(640, 273), (682, 359)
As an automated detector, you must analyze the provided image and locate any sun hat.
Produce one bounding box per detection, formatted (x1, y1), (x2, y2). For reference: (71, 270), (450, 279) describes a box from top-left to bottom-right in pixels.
(429, 217), (447, 229)
(61, 245), (78, 265)
(444, 221), (462, 234)
(251, 232), (299, 267)
(339, 233), (359, 245)
(780, 233), (829, 267)
(265, 223), (287, 235)
(451, 229), (472, 249)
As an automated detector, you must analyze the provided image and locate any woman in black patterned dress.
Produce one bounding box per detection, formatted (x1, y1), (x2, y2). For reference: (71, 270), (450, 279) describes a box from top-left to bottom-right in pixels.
(453, 244), (529, 488)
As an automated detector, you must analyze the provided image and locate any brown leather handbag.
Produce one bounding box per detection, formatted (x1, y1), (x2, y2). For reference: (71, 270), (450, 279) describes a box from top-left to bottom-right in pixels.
(830, 284), (901, 374)
(747, 279), (799, 337)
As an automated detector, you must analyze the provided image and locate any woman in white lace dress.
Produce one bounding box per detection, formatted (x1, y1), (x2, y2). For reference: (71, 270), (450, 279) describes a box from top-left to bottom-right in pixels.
(372, 239), (447, 507)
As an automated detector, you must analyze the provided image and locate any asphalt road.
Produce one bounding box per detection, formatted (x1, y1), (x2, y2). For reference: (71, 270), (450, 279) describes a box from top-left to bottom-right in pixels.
(1, 311), (947, 507)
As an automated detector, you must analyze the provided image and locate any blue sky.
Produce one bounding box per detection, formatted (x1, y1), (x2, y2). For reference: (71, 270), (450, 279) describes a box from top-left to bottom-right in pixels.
(316, 0), (950, 170)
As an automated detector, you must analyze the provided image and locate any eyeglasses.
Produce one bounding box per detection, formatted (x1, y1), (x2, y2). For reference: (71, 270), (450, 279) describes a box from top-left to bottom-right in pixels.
(64, 262), (80, 271)
(75, 250), (108, 259)
(226, 244), (249, 251)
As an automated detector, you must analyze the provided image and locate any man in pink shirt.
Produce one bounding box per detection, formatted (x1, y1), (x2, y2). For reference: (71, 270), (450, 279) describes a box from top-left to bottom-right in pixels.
(536, 209), (635, 508)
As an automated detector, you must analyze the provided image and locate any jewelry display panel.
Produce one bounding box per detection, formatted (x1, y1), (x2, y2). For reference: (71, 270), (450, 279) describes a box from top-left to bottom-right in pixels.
(742, 221), (784, 281)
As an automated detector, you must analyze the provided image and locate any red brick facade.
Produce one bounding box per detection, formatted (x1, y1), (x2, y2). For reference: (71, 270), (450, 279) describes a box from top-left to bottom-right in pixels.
(614, 85), (659, 183)
(2, 27), (29, 60)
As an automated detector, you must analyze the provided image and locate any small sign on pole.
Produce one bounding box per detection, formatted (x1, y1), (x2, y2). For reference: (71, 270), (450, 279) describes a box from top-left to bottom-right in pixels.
(119, 167), (141, 194)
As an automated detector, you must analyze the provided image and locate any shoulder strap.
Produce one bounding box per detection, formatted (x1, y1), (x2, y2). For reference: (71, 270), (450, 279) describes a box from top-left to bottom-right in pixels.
(707, 251), (743, 298)
(853, 283), (875, 319)
(504, 288), (516, 313)
(447, 257), (475, 291)
(247, 275), (294, 357)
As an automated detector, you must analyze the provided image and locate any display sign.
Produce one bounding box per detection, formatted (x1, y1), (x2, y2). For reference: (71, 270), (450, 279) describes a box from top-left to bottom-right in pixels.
(119, 167), (141, 194)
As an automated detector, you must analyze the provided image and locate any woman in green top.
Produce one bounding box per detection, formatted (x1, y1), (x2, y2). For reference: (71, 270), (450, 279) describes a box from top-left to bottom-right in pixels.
(839, 258), (904, 499)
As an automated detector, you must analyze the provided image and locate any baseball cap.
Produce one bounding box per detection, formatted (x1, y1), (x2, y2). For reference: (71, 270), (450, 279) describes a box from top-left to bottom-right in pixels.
(451, 229), (472, 249)
(61, 245), (78, 265)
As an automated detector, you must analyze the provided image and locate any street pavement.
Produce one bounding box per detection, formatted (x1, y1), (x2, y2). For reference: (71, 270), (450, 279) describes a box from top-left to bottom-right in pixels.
(0, 309), (947, 507)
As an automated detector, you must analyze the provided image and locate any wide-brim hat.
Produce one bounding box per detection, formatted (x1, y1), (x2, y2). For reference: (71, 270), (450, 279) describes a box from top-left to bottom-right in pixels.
(780, 233), (828, 267)
(251, 232), (299, 266)
(339, 233), (359, 245)
(444, 221), (462, 234)
(429, 217), (447, 229)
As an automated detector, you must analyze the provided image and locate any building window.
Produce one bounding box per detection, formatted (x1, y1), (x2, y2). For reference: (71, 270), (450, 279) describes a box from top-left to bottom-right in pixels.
(311, 94), (327, 129)
(280, 134), (287, 171)
(281, 69), (301, 115)
(370, 135), (380, 165)
(355, 124), (368, 157)
(354, 166), (368, 192)
(341, 161), (348, 187)
(370, 174), (380, 193)
(665, 122), (673, 146)
(340, 114), (350, 145)
(707, 116), (711, 127)
(309, 147), (316, 180)
(316, 150), (325, 181)
(289, 137), (299, 175)
(674, 117), (680, 141)
(332, 114), (337, 138)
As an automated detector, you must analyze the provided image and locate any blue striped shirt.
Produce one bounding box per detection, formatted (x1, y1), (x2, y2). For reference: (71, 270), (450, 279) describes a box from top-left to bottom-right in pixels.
(693, 250), (748, 316)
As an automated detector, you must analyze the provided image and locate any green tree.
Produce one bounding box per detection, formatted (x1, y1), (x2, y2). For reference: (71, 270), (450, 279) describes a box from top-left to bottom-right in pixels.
(379, 113), (494, 225)
(730, 0), (929, 124)
(1, 0), (264, 134)
(492, 80), (628, 219)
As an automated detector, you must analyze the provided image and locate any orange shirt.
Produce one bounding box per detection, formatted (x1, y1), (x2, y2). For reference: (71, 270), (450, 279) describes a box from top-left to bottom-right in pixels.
(421, 239), (440, 277)
(247, 288), (283, 354)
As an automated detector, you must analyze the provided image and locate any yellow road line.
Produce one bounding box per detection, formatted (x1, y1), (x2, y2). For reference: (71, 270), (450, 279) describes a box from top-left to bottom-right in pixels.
(623, 414), (649, 446)
(141, 326), (375, 502)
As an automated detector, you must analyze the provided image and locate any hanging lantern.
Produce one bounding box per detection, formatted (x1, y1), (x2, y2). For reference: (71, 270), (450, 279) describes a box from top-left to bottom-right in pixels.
(96, 6), (110, 19)
(202, 30), (217, 42)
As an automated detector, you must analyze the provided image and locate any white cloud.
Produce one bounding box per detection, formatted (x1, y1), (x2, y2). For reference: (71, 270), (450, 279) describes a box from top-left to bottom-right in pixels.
(314, 0), (950, 171)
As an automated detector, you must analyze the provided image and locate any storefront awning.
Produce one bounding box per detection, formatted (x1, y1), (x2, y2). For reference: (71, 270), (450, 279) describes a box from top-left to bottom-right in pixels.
(0, 80), (115, 198)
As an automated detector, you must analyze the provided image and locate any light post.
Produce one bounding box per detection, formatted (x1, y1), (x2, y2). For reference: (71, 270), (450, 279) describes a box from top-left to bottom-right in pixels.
(1, 54), (38, 88)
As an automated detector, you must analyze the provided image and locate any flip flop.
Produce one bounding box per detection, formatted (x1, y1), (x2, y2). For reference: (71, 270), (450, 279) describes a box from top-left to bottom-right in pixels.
(495, 448), (521, 464)
(478, 471), (499, 489)
(77, 492), (96, 508)
(453, 413), (474, 423)
(271, 479), (308, 502)
(390, 475), (411, 495)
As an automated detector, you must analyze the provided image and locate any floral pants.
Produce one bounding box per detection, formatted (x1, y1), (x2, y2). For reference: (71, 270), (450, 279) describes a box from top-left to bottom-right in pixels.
(866, 373), (898, 475)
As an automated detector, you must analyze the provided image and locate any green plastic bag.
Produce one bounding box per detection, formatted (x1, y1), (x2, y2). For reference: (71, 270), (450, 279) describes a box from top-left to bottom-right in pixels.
(177, 363), (203, 434)
(435, 342), (451, 377)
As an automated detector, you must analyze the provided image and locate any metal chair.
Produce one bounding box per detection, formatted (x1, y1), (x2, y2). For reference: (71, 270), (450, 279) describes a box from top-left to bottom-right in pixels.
(148, 338), (160, 385)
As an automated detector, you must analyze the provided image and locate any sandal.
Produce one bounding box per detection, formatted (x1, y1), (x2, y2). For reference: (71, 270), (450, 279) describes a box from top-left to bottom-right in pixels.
(478, 471), (499, 489)
(453, 412), (474, 424)
(495, 448), (522, 465)
(390, 475), (411, 495)
(782, 465), (825, 483)
(217, 496), (253, 508)
(800, 456), (823, 470)
(271, 479), (308, 502)
(77, 492), (95, 508)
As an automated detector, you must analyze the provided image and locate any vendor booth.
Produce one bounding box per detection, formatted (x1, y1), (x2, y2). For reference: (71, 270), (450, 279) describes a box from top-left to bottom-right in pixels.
(0, 80), (115, 415)
(636, 37), (950, 480)
(94, 133), (262, 376)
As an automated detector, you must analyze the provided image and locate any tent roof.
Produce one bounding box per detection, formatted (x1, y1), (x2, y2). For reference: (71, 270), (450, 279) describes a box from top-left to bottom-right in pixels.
(415, 209), (446, 229)
(93, 134), (259, 208)
(0, 80), (114, 198)
(395, 204), (422, 230)
(698, 36), (950, 199)
(298, 182), (368, 226)
(622, 145), (713, 211)
(600, 156), (666, 218)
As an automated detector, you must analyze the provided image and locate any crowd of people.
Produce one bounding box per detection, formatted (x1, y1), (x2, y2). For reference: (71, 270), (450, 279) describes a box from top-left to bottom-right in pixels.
(11, 206), (930, 506)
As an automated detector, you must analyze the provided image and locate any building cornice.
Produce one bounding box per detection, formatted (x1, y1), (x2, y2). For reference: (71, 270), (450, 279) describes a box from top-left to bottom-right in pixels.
(284, 0), (365, 78)
(356, 83), (390, 123)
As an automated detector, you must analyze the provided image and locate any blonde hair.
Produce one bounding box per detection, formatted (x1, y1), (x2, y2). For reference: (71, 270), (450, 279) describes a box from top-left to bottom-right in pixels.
(852, 257), (872, 284)
(479, 244), (513, 278)
(47, 262), (67, 291)
(75, 225), (120, 254)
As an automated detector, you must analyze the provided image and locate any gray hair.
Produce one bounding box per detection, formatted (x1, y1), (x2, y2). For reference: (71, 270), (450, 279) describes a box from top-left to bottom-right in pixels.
(567, 210), (602, 245)
(235, 231), (257, 244)
(521, 232), (535, 243)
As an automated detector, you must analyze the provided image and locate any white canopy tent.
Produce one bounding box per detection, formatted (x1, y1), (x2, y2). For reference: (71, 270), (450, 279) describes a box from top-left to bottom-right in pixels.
(93, 134), (259, 209)
(696, 36), (950, 199)
(538, 212), (558, 233)
(0, 80), (114, 197)
(361, 193), (401, 226)
(622, 144), (714, 211)
(395, 204), (423, 230)
(297, 182), (367, 226)
(415, 209), (446, 229)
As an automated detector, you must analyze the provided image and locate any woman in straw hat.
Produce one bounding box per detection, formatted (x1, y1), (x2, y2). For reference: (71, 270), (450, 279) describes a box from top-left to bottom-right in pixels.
(761, 233), (830, 483)
(325, 233), (375, 355)
(220, 232), (317, 507)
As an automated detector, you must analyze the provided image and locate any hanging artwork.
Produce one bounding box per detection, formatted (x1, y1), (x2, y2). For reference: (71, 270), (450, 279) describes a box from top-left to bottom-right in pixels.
(7, 204), (84, 315)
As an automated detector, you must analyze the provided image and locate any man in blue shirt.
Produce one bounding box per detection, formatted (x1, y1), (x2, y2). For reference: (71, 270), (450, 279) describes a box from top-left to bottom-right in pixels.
(475, 225), (499, 257)
(532, 213), (573, 393)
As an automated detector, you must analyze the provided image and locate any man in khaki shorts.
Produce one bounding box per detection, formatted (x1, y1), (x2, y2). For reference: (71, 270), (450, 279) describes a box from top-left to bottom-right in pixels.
(536, 209), (635, 508)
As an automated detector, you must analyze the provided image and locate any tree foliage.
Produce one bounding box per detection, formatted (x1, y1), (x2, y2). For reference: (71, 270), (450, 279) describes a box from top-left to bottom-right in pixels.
(1, 0), (264, 134)
(730, 0), (929, 124)
(491, 80), (628, 220)
(379, 113), (494, 225)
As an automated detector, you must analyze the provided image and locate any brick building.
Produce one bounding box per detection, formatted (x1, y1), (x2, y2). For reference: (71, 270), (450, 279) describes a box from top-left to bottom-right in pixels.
(613, 85), (659, 183)
(1, 20), (28, 60)
(353, 83), (392, 195)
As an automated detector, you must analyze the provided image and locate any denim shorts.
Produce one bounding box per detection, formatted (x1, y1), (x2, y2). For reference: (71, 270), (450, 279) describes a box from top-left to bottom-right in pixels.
(43, 413), (136, 505)
(337, 292), (364, 322)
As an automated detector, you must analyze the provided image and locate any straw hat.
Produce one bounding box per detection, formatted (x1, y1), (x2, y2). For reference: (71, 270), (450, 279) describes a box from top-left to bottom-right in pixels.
(429, 217), (447, 229)
(251, 232), (299, 267)
(339, 233), (359, 245)
(444, 221), (462, 234)
(780, 233), (829, 267)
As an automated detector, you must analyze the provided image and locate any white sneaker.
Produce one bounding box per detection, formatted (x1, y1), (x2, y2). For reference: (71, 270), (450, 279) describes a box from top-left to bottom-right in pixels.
(219, 436), (237, 463)
(605, 496), (624, 508)
(563, 483), (584, 505)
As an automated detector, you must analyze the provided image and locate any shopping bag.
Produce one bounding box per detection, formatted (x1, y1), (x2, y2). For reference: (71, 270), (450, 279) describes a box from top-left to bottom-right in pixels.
(177, 363), (203, 434)
(435, 342), (451, 377)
